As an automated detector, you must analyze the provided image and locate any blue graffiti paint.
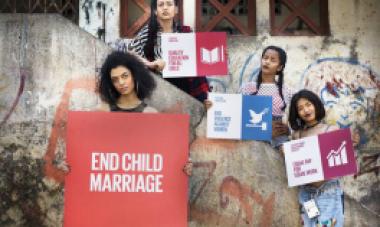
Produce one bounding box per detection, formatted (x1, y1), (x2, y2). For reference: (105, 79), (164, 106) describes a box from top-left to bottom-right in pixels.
(208, 52), (259, 93)
(238, 52), (262, 88)
(249, 68), (260, 83)
(299, 57), (379, 89)
(321, 86), (369, 128)
(310, 59), (379, 134)
(239, 53), (255, 87)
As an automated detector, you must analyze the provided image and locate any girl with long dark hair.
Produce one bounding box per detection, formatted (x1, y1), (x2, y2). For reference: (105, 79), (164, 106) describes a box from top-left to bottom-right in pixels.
(240, 46), (293, 148)
(127, 0), (209, 102)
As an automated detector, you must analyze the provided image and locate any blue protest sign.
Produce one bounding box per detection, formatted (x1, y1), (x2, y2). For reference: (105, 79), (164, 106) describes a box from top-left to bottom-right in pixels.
(207, 93), (272, 141)
(241, 96), (272, 140)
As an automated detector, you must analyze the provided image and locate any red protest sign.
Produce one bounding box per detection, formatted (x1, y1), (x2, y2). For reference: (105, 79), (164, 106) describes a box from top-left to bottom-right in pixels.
(64, 111), (189, 227)
(162, 32), (228, 78)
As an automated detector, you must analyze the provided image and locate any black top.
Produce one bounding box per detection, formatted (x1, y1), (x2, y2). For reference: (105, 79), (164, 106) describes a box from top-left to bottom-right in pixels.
(109, 102), (147, 112)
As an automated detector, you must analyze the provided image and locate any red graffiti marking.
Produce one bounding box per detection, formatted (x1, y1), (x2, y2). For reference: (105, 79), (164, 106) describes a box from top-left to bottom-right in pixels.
(0, 69), (27, 127)
(355, 152), (380, 178)
(190, 161), (217, 205)
(219, 176), (275, 226)
(44, 78), (96, 183)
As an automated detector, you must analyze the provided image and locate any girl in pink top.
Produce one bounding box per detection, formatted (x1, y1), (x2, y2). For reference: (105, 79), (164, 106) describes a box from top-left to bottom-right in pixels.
(240, 46), (293, 148)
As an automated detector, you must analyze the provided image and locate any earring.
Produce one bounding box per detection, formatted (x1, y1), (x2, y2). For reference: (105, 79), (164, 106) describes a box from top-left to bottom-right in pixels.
(136, 82), (139, 94)
(296, 118), (302, 126)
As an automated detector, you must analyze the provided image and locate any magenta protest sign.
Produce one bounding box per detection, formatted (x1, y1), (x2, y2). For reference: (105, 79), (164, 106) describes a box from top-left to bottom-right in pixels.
(283, 128), (357, 187)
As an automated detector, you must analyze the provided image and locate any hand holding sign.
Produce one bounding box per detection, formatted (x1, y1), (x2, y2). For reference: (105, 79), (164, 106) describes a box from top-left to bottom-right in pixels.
(283, 128), (357, 187)
(146, 58), (166, 72)
(65, 112), (189, 227)
(161, 32), (228, 78)
(183, 159), (193, 176)
(272, 120), (289, 138)
(207, 93), (272, 141)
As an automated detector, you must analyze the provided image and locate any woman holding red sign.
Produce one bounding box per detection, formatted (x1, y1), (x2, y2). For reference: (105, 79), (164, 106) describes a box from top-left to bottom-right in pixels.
(97, 51), (192, 175)
(127, 0), (209, 103)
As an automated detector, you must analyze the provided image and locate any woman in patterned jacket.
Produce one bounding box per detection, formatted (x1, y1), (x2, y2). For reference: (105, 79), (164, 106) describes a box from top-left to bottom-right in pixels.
(127, 0), (209, 102)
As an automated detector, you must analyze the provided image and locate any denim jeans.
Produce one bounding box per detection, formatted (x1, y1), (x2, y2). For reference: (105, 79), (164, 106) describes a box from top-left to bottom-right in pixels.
(298, 180), (344, 227)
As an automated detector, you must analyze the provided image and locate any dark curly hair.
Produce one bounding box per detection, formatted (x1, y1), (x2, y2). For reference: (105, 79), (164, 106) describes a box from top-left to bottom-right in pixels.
(98, 51), (156, 105)
(288, 89), (326, 130)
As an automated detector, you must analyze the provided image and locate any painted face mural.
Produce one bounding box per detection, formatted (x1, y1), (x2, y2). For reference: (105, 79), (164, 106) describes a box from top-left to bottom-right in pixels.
(301, 59), (379, 129)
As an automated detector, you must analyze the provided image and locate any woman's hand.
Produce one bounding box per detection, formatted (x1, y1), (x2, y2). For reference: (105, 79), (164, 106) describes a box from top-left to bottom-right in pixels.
(204, 99), (213, 110)
(279, 145), (285, 157)
(154, 59), (166, 72)
(272, 120), (289, 138)
(58, 161), (71, 175)
(146, 59), (166, 72)
(183, 159), (193, 176)
(351, 129), (360, 147)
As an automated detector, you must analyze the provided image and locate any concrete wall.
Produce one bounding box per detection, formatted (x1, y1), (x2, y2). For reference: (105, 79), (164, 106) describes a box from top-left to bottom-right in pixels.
(0, 0), (379, 226)
(0, 14), (108, 226)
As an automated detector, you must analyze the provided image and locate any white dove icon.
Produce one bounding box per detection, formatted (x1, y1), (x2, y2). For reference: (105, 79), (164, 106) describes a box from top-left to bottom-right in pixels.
(248, 108), (269, 130)
(249, 108), (269, 124)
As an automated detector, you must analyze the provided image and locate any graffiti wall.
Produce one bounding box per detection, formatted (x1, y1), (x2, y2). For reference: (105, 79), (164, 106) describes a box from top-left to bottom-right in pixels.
(0, 0), (380, 226)
(201, 1), (380, 223)
(79, 0), (119, 43)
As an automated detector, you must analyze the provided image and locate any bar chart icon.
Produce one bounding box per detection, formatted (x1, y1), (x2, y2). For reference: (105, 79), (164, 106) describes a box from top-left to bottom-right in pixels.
(327, 141), (348, 167)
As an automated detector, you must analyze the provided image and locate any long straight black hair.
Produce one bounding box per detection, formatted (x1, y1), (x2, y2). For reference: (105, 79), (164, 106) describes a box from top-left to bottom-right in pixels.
(144, 0), (179, 61)
(254, 46), (287, 110)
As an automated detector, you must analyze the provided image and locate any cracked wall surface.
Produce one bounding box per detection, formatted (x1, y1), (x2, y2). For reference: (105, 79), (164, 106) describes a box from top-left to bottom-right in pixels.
(1, 0), (380, 225)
